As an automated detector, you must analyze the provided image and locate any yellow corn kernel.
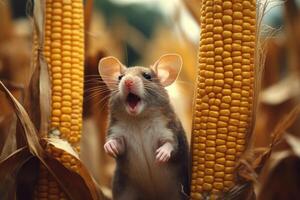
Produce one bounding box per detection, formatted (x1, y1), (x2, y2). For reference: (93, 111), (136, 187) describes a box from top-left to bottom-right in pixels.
(34, 0), (84, 199)
(191, 0), (256, 198)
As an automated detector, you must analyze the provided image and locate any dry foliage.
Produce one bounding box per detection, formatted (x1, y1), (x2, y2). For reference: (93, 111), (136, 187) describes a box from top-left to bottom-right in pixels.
(0, 78), (105, 199)
(0, 0), (105, 199)
(1, 0), (300, 199)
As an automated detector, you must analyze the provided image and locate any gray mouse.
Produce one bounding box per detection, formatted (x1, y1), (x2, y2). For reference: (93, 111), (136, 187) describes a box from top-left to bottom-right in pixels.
(98, 54), (189, 200)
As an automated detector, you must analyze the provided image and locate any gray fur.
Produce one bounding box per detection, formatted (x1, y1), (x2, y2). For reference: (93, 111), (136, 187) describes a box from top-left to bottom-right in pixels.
(105, 66), (189, 200)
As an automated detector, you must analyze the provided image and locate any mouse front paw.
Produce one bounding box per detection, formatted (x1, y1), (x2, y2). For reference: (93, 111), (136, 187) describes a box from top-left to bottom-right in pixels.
(155, 142), (174, 163)
(104, 138), (124, 158)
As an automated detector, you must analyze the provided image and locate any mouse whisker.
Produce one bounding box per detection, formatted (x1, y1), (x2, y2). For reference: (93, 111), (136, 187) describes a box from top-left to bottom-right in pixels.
(85, 84), (110, 89)
(84, 88), (111, 94)
(97, 75), (120, 79)
(84, 75), (103, 78)
(98, 74), (119, 77)
(85, 79), (118, 84)
(84, 89), (116, 104)
(84, 85), (110, 90)
(92, 81), (118, 85)
(84, 79), (103, 82)
(145, 87), (168, 100)
(84, 81), (107, 86)
(85, 83), (116, 89)
(84, 87), (114, 95)
(93, 91), (117, 111)
(84, 82), (104, 86)
(84, 77), (102, 80)
(90, 96), (110, 108)
(84, 91), (111, 103)
(143, 87), (168, 102)
(84, 81), (102, 85)
(85, 74), (101, 76)
(93, 98), (110, 114)
(84, 76), (118, 81)
(108, 89), (118, 94)
(84, 94), (102, 103)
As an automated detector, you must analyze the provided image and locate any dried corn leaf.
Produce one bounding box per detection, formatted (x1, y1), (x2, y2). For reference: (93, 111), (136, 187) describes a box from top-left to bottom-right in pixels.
(0, 147), (34, 200)
(0, 81), (44, 199)
(16, 152), (39, 200)
(0, 81), (104, 199)
(0, 114), (17, 160)
(40, 138), (105, 200)
(264, 134), (300, 172)
(285, 134), (300, 156)
(237, 104), (300, 200)
(250, 104), (300, 175)
(225, 104), (300, 199)
(258, 149), (300, 200)
(26, 0), (51, 137)
(223, 183), (255, 200)
(261, 75), (300, 105)
(270, 104), (300, 146)
(25, 51), (51, 137)
(0, 81), (43, 158)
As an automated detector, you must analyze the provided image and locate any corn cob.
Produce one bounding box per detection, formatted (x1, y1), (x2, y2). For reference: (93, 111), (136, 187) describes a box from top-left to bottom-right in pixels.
(34, 0), (84, 199)
(190, 0), (256, 199)
(45, 0), (84, 149)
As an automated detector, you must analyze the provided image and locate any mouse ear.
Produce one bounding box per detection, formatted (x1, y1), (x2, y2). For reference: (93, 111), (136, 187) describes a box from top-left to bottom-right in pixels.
(98, 56), (125, 89)
(151, 54), (182, 87)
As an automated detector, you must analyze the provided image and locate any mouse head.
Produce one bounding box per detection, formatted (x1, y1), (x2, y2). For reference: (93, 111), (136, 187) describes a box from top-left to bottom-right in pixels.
(98, 54), (182, 116)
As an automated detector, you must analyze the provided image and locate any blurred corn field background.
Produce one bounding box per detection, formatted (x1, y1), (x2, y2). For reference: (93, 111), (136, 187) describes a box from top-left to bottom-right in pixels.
(1, 0), (300, 199)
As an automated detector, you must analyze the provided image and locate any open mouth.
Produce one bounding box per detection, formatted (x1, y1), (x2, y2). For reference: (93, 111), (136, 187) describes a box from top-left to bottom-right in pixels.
(126, 93), (141, 112)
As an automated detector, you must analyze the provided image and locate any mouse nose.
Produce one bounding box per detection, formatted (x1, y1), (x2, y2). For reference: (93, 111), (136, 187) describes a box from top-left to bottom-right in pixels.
(125, 79), (134, 88)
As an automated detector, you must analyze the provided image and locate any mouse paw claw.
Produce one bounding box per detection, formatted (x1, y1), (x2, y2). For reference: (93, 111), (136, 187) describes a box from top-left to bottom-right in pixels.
(155, 143), (173, 163)
(104, 139), (121, 158)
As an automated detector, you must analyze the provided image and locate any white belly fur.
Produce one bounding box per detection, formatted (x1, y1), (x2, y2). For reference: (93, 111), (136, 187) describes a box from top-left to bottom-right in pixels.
(111, 115), (179, 195)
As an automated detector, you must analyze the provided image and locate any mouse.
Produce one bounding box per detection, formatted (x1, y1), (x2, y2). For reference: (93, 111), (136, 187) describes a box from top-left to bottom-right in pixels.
(98, 54), (189, 200)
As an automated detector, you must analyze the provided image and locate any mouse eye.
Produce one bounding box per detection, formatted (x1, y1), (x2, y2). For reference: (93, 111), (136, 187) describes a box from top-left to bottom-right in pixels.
(142, 72), (152, 80)
(118, 74), (124, 81)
